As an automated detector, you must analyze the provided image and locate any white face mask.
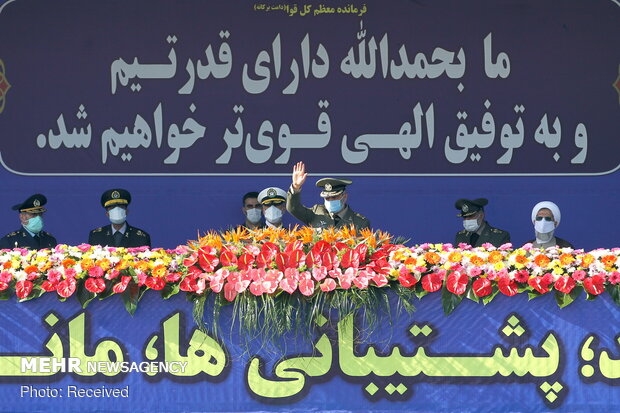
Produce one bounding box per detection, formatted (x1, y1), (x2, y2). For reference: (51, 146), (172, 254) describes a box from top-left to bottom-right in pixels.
(246, 208), (262, 224)
(264, 206), (283, 224)
(534, 219), (555, 234)
(463, 218), (480, 232)
(108, 207), (127, 225)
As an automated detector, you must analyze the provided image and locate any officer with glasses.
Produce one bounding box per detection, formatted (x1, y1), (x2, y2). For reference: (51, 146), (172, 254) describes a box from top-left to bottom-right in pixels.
(525, 201), (573, 249)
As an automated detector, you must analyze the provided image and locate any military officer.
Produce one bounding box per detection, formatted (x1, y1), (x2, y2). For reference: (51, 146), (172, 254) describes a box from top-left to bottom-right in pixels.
(0, 194), (57, 250)
(455, 198), (510, 247)
(287, 161), (370, 230)
(88, 189), (151, 248)
(241, 191), (263, 230)
(258, 187), (287, 228)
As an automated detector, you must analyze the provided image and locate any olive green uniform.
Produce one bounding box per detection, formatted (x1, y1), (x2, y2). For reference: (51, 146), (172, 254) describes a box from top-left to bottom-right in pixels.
(286, 189), (370, 230)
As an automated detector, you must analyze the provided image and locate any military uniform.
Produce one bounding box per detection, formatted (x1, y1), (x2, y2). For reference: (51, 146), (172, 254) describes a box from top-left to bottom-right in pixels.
(0, 194), (58, 250)
(0, 229), (57, 250)
(88, 189), (151, 248)
(454, 198), (510, 247)
(286, 178), (370, 230)
(258, 187), (287, 228)
(88, 224), (151, 248)
(455, 222), (510, 247)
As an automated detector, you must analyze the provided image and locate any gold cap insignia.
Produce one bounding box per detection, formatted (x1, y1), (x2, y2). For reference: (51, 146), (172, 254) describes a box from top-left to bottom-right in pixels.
(112, 191), (120, 199)
(462, 204), (469, 213)
(324, 183), (332, 191)
(33, 199), (40, 207)
(267, 188), (276, 197)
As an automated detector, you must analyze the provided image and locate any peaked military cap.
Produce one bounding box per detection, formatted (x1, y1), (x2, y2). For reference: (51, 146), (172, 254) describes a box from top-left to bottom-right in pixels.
(101, 189), (131, 208)
(258, 187), (286, 205)
(12, 194), (47, 213)
(316, 178), (352, 198)
(455, 198), (488, 217)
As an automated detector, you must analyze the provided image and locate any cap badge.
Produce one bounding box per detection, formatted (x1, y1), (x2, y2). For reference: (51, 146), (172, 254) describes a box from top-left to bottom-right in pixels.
(324, 183), (332, 191)
(33, 199), (40, 207)
(112, 191), (120, 199)
(462, 204), (469, 213)
(267, 188), (276, 197)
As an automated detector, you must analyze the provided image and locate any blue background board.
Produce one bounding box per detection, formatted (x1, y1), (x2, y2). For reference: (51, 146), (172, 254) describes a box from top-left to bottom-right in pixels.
(0, 0), (617, 250)
(0, 292), (618, 412)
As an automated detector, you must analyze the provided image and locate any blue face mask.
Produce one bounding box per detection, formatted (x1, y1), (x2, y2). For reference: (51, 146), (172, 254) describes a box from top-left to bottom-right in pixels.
(324, 199), (343, 214)
(24, 216), (43, 234)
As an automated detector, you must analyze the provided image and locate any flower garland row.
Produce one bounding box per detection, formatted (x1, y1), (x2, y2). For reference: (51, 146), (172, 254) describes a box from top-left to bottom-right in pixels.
(0, 227), (619, 314)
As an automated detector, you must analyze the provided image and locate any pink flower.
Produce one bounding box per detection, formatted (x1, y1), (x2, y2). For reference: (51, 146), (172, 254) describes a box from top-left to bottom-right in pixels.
(609, 271), (620, 285)
(0, 271), (12, 283)
(370, 271), (388, 288)
(284, 268), (300, 282)
(76, 244), (91, 252)
(571, 270), (586, 282)
(320, 278), (337, 292)
(65, 268), (77, 278)
(88, 266), (104, 278)
(353, 273), (369, 289)
(279, 277), (298, 294)
(299, 278), (315, 296)
(499, 243), (513, 250)
(469, 267), (482, 277)
(223, 282), (237, 301)
(312, 266), (328, 281)
(249, 281), (263, 296)
(105, 269), (120, 280)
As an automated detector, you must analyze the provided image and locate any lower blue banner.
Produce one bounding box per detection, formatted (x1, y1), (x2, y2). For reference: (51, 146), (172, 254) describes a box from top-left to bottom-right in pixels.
(0, 292), (618, 412)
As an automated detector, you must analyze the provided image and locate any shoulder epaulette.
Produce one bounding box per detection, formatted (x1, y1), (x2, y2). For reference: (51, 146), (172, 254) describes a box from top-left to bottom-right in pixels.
(92, 227), (103, 233)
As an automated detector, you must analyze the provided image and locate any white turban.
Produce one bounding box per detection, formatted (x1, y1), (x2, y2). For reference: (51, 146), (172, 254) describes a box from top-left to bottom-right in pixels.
(531, 201), (561, 227)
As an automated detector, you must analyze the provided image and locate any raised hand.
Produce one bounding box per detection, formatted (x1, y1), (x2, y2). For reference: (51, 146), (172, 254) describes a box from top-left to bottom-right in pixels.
(291, 161), (308, 191)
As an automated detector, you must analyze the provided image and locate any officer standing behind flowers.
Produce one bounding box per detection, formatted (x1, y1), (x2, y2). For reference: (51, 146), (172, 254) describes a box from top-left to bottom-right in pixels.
(0, 194), (57, 250)
(287, 161), (370, 230)
(524, 201), (573, 249)
(258, 187), (288, 228)
(454, 198), (510, 247)
(88, 189), (151, 248)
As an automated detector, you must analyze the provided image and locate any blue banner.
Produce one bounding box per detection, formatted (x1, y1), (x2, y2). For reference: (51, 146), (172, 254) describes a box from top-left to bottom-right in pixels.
(0, 292), (619, 412)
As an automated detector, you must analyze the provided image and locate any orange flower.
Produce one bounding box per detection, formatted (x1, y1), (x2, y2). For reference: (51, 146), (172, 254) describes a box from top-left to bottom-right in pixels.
(24, 265), (39, 274)
(115, 259), (129, 271)
(515, 254), (529, 265)
(81, 258), (95, 271)
(488, 251), (503, 264)
(602, 255), (617, 267)
(534, 254), (550, 267)
(448, 251), (463, 263)
(580, 254), (594, 267)
(96, 259), (112, 272)
(3, 261), (12, 269)
(424, 252), (440, 265)
(62, 258), (76, 268)
(134, 261), (149, 273)
(320, 228), (340, 244)
(404, 257), (417, 267)
(470, 255), (484, 266)
(559, 253), (574, 266)
(152, 264), (167, 278)
(294, 226), (315, 244)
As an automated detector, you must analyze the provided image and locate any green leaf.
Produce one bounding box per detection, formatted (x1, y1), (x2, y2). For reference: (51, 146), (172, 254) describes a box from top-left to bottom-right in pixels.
(606, 284), (620, 307)
(0, 290), (10, 301)
(585, 292), (599, 301)
(528, 291), (543, 300)
(121, 282), (141, 315)
(97, 283), (115, 300)
(465, 285), (479, 303)
(161, 283), (180, 300)
(482, 286), (499, 305)
(76, 283), (96, 308)
(555, 286), (582, 308)
(441, 284), (464, 315)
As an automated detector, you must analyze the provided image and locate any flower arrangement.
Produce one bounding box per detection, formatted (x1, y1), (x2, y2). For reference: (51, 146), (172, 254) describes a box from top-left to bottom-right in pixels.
(0, 227), (619, 338)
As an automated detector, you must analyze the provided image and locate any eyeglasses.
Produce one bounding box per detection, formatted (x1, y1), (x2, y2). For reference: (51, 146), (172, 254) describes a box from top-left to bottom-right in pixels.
(535, 216), (553, 222)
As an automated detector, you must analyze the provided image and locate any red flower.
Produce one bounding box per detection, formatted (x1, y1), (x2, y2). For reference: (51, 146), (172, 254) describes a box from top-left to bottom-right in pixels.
(311, 241), (331, 255)
(112, 276), (131, 294)
(166, 272), (182, 282)
(15, 280), (33, 299)
(179, 276), (198, 292)
(528, 276), (552, 294)
(472, 278), (492, 297)
(554, 276), (576, 294)
(237, 253), (255, 271)
(446, 271), (469, 295)
(398, 271), (418, 288)
(219, 250), (237, 267)
(287, 249), (305, 269)
(583, 274), (605, 295)
(421, 273), (443, 292)
(0, 282), (8, 291)
(513, 270), (529, 283)
(354, 244), (368, 260)
(85, 278), (106, 293)
(498, 276), (518, 296)
(198, 254), (219, 272)
(145, 277), (166, 291)
(57, 278), (77, 297)
(41, 280), (58, 292)
(261, 242), (279, 260)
